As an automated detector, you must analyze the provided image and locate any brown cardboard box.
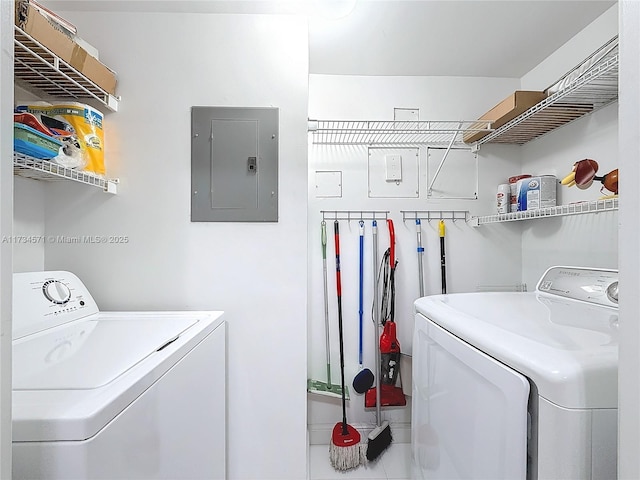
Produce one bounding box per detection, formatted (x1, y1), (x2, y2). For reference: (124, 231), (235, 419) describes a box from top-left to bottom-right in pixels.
(15, 1), (117, 95)
(463, 91), (547, 143)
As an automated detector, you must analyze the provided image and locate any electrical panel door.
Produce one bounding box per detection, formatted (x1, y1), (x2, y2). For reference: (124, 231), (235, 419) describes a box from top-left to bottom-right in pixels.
(191, 107), (278, 222)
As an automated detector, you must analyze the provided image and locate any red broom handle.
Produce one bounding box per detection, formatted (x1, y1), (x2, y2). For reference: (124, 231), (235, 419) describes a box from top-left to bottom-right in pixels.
(387, 219), (395, 268)
(334, 220), (348, 433)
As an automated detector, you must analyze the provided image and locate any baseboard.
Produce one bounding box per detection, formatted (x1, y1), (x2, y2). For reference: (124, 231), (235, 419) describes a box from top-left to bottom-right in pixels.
(308, 422), (411, 445)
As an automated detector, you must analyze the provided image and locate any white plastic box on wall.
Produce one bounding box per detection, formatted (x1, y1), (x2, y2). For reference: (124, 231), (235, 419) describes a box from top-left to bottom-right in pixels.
(368, 147), (419, 198)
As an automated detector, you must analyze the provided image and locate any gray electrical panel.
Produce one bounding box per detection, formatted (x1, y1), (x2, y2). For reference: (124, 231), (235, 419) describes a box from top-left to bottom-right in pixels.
(191, 106), (278, 222)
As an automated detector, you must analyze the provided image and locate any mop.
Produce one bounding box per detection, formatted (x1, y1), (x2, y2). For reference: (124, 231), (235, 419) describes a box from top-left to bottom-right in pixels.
(366, 219), (392, 461)
(352, 221), (374, 394)
(308, 220), (349, 400)
(329, 220), (364, 471)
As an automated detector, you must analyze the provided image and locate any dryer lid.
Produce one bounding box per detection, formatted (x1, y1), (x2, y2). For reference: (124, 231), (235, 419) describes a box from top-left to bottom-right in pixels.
(13, 315), (198, 390)
(414, 291), (618, 409)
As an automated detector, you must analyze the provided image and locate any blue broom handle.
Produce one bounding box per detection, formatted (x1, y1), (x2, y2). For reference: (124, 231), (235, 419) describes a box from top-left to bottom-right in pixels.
(358, 220), (364, 366)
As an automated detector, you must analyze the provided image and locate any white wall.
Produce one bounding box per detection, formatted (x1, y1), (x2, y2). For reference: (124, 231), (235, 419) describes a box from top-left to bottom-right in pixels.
(618, 2), (640, 477)
(13, 85), (46, 272)
(0, 0), (14, 476)
(307, 74), (524, 437)
(521, 5), (618, 91)
(518, 104), (618, 287)
(13, 178), (45, 272)
(518, 3), (619, 289)
(38, 11), (309, 480)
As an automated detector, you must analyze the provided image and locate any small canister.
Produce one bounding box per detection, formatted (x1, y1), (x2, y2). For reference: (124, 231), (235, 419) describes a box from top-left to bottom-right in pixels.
(509, 174), (532, 212)
(497, 184), (510, 214)
(517, 175), (557, 211)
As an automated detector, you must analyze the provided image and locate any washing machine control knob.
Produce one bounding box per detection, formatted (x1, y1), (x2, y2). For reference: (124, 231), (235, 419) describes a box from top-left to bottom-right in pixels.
(606, 281), (619, 304)
(43, 280), (71, 305)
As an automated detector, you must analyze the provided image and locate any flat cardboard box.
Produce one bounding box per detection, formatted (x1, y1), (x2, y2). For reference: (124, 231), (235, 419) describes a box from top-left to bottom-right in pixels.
(15, 1), (117, 95)
(463, 91), (547, 143)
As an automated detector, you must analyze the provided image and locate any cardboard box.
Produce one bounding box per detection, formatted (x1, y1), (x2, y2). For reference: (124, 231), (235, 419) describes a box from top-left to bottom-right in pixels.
(463, 91), (547, 143)
(15, 1), (117, 95)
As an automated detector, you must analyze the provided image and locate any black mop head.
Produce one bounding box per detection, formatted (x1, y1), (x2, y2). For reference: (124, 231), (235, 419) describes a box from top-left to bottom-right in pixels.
(365, 420), (392, 461)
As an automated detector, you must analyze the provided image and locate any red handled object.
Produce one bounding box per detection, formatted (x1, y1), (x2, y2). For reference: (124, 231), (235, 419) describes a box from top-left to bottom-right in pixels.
(331, 422), (361, 447)
(387, 219), (395, 271)
(366, 323), (406, 407)
(380, 321), (401, 385)
(387, 219), (396, 324)
(365, 384), (406, 408)
(329, 220), (363, 470)
(365, 218), (406, 408)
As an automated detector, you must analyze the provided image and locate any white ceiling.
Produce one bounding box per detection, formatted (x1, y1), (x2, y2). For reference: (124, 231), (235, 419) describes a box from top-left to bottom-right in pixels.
(308, 0), (617, 77)
(45, 0), (617, 78)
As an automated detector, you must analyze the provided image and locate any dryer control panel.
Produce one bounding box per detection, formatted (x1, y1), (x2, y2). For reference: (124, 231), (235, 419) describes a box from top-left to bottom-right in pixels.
(13, 271), (99, 340)
(536, 266), (619, 308)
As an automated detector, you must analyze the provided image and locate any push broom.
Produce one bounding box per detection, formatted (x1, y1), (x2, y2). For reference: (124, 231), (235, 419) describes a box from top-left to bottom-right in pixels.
(329, 220), (364, 471)
(308, 221), (348, 400)
(366, 219), (392, 461)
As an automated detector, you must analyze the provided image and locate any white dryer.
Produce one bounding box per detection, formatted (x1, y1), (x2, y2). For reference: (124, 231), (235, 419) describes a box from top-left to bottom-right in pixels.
(12, 271), (226, 480)
(412, 266), (618, 480)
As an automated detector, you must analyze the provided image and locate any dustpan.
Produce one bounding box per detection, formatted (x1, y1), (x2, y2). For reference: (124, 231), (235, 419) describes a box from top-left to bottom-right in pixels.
(365, 383), (406, 408)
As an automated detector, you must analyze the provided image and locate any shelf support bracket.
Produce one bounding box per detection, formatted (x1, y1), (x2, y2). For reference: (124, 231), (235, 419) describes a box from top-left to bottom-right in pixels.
(428, 121), (462, 196)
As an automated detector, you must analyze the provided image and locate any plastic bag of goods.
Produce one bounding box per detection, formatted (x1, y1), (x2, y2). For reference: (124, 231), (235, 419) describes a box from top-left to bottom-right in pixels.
(15, 102), (105, 176)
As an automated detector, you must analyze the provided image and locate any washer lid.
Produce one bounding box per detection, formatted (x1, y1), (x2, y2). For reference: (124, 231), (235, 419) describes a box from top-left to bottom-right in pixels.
(12, 311), (224, 442)
(414, 292), (618, 409)
(13, 316), (197, 390)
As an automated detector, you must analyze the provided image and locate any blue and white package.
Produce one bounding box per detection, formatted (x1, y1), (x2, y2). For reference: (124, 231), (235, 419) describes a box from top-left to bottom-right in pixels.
(517, 176), (557, 211)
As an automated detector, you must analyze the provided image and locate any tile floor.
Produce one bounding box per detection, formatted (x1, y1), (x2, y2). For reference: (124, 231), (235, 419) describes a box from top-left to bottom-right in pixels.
(309, 442), (412, 480)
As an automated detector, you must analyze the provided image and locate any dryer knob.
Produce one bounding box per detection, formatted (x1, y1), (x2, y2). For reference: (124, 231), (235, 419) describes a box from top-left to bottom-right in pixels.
(606, 281), (619, 304)
(43, 280), (71, 305)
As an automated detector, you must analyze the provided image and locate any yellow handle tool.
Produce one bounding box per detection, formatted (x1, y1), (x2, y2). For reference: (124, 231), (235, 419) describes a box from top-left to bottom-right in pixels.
(439, 220), (446, 294)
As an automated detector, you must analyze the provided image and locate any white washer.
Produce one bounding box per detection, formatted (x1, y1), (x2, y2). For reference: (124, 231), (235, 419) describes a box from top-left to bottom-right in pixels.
(412, 266), (618, 480)
(12, 271), (226, 480)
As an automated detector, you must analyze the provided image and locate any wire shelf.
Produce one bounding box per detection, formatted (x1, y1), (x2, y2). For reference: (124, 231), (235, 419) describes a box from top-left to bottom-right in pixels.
(477, 38), (618, 145)
(14, 153), (118, 193)
(14, 26), (119, 112)
(308, 120), (491, 146)
(470, 198), (618, 226)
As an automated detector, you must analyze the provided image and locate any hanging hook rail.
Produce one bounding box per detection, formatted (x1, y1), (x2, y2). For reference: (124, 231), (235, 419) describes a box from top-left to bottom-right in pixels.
(400, 210), (469, 223)
(321, 210), (389, 222)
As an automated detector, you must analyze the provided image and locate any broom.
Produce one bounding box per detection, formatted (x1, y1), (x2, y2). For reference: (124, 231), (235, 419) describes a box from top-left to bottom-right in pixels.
(308, 220), (349, 400)
(366, 219), (392, 461)
(329, 220), (364, 471)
